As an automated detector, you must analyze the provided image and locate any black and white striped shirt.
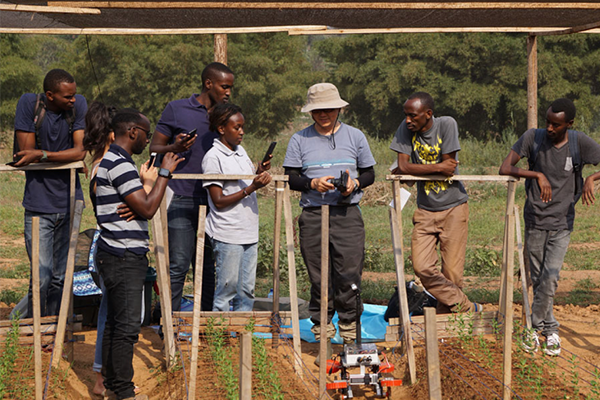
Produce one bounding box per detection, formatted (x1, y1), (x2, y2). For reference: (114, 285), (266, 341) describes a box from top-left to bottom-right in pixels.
(95, 144), (148, 256)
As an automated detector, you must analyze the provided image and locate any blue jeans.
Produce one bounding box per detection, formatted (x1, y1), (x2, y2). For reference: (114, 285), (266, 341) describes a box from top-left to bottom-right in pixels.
(211, 239), (258, 312)
(525, 228), (571, 336)
(24, 211), (70, 318)
(168, 195), (215, 312)
(97, 249), (147, 399)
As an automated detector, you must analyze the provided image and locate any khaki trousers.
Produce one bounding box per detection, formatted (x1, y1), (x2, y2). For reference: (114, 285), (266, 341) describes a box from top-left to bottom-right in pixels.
(411, 202), (471, 313)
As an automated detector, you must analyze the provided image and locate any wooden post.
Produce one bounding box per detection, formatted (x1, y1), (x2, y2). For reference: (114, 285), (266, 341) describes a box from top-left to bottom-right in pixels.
(31, 217), (43, 400)
(390, 180), (417, 384)
(283, 184), (303, 376)
(502, 184), (517, 400)
(239, 332), (253, 400)
(319, 205), (329, 399)
(189, 205), (207, 400)
(160, 196), (170, 267)
(271, 181), (284, 347)
(214, 34), (227, 64)
(527, 34), (538, 130)
(51, 200), (84, 368)
(151, 205), (176, 369)
(67, 168), (76, 362)
(514, 206), (532, 329)
(499, 181), (517, 319)
(424, 308), (442, 400)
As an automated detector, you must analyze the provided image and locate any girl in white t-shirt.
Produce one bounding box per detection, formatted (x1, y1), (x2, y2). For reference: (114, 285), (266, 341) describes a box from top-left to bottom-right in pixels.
(202, 104), (272, 311)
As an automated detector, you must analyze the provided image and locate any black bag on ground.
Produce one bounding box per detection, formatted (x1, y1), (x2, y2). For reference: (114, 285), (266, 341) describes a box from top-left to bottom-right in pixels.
(384, 282), (437, 322)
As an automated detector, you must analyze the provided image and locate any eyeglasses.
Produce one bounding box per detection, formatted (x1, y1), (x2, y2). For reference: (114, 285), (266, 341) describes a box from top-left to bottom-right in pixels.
(130, 125), (152, 140)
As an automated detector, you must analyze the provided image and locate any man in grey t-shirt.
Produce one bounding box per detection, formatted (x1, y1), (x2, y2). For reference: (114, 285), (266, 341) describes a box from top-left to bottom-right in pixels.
(500, 98), (600, 356)
(390, 92), (479, 314)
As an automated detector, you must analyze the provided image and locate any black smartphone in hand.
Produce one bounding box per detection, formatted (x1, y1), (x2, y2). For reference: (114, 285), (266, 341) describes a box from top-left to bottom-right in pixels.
(184, 128), (197, 140)
(257, 141), (276, 173)
(262, 141), (277, 163)
(149, 152), (157, 167)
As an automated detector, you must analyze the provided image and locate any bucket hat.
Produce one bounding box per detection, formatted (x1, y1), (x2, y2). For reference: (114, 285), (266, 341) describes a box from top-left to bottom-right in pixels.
(301, 83), (349, 113)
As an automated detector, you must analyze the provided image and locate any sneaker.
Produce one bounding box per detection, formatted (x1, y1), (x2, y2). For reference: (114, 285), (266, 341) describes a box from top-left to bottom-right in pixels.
(522, 330), (540, 353)
(543, 333), (561, 356)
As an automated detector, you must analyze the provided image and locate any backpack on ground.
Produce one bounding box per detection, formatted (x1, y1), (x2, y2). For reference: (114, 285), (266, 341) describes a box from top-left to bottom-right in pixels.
(526, 128), (583, 204)
(384, 281), (437, 322)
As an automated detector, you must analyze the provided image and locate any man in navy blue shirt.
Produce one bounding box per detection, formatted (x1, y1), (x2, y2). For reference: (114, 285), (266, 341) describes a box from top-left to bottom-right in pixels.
(13, 69), (87, 318)
(150, 62), (234, 313)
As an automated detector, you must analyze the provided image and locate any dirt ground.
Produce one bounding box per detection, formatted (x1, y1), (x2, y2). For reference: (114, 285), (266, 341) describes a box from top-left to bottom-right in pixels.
(1, 299), (596, 399)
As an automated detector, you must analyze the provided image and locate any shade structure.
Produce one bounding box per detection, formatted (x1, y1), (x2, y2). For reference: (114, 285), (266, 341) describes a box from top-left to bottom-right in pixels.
(2, 1), (600, 33)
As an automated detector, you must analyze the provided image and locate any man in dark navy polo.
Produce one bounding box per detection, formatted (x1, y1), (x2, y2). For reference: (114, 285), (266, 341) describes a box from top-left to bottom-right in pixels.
(149, 62), (234, 313)
(13, 69), (87, 318)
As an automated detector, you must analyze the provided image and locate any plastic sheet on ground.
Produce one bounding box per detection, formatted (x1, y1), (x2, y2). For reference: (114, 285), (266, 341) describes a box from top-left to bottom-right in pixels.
(299, 304), (388, 344)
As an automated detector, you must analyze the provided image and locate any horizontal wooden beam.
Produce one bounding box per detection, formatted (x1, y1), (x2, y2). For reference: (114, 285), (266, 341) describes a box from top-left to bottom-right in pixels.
(536, 19), (600, 35)
(47, 2), (600, 10)
(290, 27), (600, 35)
(172, 173), (289, 181)
(386, 174), (519, 182)
(0, 161), (85, 172)
(173, 310), (292, 318)
(0, 25), (326, 35)
(0, 4), (100, 14)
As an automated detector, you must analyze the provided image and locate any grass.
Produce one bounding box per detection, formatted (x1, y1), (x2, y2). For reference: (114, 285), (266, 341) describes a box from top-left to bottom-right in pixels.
(1, 126), (600, 307)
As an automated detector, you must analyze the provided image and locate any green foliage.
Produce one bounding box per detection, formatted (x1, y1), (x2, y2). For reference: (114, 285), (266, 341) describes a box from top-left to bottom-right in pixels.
(229, 33), (324, 138)
(205, 318), (238, 400)
(0, 285), (27, 305)
(464, 245), (502, 277)
(0, 316), (21, 398)
(315, 33), (600, 139)
(0, 35), (42, 134)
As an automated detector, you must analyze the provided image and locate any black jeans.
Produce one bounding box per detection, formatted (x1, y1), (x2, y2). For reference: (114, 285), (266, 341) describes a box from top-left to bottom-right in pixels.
(97, 249), (147, 399)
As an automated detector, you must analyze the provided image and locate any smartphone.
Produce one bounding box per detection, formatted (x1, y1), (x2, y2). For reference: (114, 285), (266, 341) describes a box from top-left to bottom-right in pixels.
(5, 161), (17, 167)
(257, 141), (277, 173)
(149, 152), (157, 167)
(262, 141), (277, 163)
(184, 128), (197, 140)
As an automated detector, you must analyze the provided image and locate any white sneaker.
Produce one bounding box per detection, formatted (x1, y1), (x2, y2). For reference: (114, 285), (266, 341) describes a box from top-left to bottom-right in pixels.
(522, 330), (539, 353)
(543, 333), (562, 356)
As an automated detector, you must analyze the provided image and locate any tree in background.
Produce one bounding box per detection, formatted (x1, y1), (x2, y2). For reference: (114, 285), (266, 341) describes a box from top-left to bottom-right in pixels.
(3, 33), (319, 139)
(228, 33), (325, 138)
(0, 34), (42, 136)
(316, 33), (600, 140)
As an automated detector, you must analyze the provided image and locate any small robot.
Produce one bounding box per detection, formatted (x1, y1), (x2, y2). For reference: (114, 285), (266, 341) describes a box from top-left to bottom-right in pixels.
(325, 284), (402, 399)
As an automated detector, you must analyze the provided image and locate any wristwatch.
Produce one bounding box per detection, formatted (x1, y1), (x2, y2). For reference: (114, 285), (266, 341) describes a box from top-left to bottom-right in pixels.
(158, 168), (172, 179)
(40, 150), (48, 162)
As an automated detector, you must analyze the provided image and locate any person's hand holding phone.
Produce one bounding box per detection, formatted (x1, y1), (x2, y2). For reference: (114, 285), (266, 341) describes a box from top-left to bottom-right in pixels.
(256, 141), (276, 173)
(172, 129), (197, 153)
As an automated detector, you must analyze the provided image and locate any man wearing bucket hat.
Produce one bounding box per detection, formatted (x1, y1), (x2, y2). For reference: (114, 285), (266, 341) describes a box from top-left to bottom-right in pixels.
(283, 83), (376, 364)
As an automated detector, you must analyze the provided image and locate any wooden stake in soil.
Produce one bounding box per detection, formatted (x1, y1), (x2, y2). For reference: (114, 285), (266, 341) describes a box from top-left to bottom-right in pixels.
(502, 183), (516, 400)
(319, 205), (329, 399)
(272, 181), (284, 348)
(514, 205), (532, 329)
(283, 184), (303, 376)
(52, 200), (84, 368)
(390, 180), (417, 385)
(424, 307), (442, 400)
(239, 332), (252, 400)
(189, 205), (207, 400)
(151, 204), (176, 369)
(31, 217), (43, 400)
